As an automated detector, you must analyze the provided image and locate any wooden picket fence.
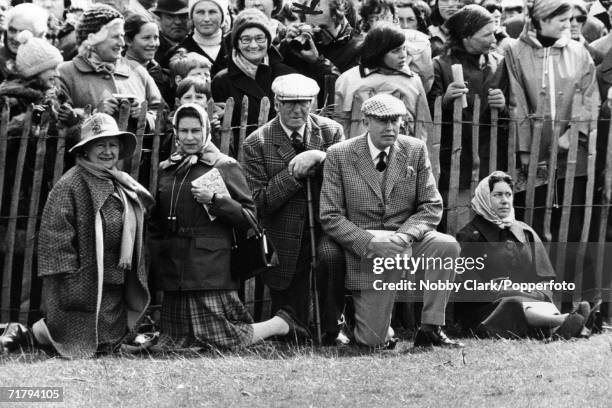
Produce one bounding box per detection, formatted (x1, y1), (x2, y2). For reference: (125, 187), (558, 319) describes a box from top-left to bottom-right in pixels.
(1, 88), (611, 324)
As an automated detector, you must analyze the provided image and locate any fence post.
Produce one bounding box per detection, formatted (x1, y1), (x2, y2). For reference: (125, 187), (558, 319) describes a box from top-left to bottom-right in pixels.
(130, 101), (148, 179)
(1, 106), (33, 321)
(507, 107), (517, 181)
(489, 108), (498, 173)
(525, 91), (546, 225)
(149, 103), (166, 197)
(542, 119), (563, 244)
(219, 97), (234, 155)
(19, 111), (51, 323)
(470, 96), (481, 216)
(431, 96), (442, 184)
(446, 98), (463, 235)
(0, 100), (9, 216)
(348, 96), (363, 139)
(236, 96), (249, 163)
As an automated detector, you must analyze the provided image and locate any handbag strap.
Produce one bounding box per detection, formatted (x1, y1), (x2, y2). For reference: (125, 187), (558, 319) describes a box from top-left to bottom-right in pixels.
(241, 208), (263, 235)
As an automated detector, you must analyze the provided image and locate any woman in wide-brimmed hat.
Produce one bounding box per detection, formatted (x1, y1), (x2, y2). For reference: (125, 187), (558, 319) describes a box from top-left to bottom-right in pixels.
(0, 113), (154, 358)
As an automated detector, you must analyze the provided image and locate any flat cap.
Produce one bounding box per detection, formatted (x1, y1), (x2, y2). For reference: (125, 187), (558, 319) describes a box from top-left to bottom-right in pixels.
(272, 74), (320, 101)
(361, 94), (407, 118)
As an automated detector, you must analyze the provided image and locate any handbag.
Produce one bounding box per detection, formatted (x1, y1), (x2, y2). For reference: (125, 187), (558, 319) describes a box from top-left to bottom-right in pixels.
(231, 208), (279, 280)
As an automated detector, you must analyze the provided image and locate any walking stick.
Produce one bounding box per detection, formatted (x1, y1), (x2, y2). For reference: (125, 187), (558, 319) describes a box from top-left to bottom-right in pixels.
(306, 177), (323, 345)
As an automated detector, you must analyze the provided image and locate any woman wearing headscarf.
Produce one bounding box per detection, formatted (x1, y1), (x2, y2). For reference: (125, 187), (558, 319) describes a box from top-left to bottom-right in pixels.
(211, 8), (295, 156)
(455, 171), (590, 339)
(0, 113), (154, 357)
(148, 103), (309, 350)
(428, 4), (508, 230)
(57, 4), (163, 134)
(505, 0), (599, 242)
(333, 22), (431, 138)
(428, 0), (473, 57)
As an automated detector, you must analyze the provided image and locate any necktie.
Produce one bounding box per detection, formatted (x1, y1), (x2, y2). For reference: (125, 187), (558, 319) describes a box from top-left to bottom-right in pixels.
(291, 131), (306, 154)
(376, 151), (387, 172)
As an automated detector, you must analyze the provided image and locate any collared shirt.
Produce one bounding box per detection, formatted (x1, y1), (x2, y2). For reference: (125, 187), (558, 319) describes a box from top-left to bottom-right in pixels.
(279, 117), (307, 143)
(367, 133), (391, 165)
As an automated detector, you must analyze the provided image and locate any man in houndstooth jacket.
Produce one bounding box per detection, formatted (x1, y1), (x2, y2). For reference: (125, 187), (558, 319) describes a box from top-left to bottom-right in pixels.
(242, 74), (345, 339)
(320, 94), (464, 349)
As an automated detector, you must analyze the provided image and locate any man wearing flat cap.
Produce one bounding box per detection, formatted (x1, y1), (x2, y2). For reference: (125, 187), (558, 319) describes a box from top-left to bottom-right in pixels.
(320, 94), (464, 349)
(242, 74), (346, 341)
(153, 0), (189, 65)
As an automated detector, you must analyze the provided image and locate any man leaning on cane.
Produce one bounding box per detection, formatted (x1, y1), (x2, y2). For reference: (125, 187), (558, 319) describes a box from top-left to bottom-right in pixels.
(241, 74), (346, 342)
(320, 94), (464, 349)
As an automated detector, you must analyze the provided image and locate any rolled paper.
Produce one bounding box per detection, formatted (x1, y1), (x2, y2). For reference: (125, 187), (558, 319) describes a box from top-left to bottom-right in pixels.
(451, 64), (468, 108)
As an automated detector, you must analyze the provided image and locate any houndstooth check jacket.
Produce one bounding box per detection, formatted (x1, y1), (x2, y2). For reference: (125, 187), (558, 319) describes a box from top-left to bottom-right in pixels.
(241, 114), (344, 290)
(320, 133), (443, 290)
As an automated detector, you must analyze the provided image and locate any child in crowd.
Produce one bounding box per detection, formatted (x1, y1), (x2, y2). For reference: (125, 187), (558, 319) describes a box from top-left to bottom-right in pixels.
(168, 48), (213, 86)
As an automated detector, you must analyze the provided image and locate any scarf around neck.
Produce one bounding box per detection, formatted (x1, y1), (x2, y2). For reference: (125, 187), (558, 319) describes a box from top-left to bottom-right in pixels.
(86, 49), (118, 75)
(77, 158), (154, 269)
(471, 175), (516, 229)
(193, 29), (223, 61)
(232, 49), (268, 80)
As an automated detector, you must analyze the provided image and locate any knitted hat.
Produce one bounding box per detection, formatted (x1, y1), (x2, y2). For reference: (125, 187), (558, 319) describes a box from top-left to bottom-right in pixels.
(532, 0), (571, 20)
(231, 8), (272, 50)
(189, 0), (229, 21)
(444, 5), (494, 41)
(76, 4), (124, 45)
(15, 31), (63, 78)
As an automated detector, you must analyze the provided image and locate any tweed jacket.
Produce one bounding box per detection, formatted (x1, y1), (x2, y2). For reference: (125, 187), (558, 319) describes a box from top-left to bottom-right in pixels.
(241, 114), (344, 290)
(37, 165), (150, 358)
(320, 133), (443, 290)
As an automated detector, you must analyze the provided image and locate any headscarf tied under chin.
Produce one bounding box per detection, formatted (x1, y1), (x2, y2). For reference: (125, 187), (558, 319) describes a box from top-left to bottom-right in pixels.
(471, 175), (516, 229)
(160, 102), (223, 172)
(532, 0), (571, 21)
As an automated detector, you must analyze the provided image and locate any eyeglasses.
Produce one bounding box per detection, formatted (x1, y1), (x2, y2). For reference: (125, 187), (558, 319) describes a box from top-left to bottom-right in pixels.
(570, 15), (587, 23)
(238, 35), (267, 45)
(281, 100), (311, 108)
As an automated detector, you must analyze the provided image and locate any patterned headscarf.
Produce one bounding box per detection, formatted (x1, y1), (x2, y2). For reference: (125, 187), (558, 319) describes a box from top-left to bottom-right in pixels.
(471, 174), (516, 229)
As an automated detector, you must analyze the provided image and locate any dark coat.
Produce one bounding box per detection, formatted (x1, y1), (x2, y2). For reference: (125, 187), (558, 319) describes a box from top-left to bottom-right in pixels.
(455, 215), (557, 335)
(37, 165), (150, 358)
(149, 155), (255, 291)
(428, 49), (508, 190)
(167, 33), (229, 78)
(241, 114), (344, 290)
(211, 47), (295, 155)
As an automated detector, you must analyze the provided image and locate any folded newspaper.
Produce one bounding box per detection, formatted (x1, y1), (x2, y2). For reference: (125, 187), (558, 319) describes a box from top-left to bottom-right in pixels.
(191, 168), (230, 221)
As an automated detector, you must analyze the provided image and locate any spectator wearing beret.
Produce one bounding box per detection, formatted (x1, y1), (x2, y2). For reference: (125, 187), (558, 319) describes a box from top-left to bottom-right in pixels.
(320, 93), (463, 350)
(166, 0), (231, 77)
(241, 74), (346, 344)
(57, 4), (163, 137)
(212, 8), (295, 156)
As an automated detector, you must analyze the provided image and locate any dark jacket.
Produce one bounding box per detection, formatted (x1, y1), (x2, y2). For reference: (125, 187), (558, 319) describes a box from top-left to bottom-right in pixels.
(166, 32), (229, 78)
(211, 47), (295, 155)
(149, 155), (255, 291)
(428, 49), (508, 190)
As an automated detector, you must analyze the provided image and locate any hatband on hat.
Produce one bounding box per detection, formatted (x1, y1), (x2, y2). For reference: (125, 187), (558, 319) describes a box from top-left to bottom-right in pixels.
(272, 74), (320, 101)
(76, 4), (124, 45)
(361, 94), (408, 118)
(70, 113), (137, 159)
(15, 31), (63, 78)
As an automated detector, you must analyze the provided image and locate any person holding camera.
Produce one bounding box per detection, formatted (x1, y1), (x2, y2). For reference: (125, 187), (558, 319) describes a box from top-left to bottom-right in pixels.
(211, 8), (295, 156)
(278, 0), (362, 106)
(57, 4), (163, 134)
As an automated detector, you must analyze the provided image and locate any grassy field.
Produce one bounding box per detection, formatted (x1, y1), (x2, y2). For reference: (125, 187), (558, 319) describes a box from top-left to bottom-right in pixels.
(1, 332), (611, 408)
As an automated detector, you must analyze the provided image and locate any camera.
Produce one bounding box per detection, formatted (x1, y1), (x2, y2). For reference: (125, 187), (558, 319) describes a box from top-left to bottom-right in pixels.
(288, 25), (313, 52)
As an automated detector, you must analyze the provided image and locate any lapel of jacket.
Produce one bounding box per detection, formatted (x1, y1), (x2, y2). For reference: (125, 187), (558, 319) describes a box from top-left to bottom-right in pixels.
(305, 115), (323, 151)
(384, 140), (408, 201)
(271, 117), (296, 165)
(352, 134), (383, 201)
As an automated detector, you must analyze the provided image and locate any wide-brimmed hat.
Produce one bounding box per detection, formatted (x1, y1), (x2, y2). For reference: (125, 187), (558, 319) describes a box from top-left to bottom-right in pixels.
(152, 0), (189, 15)
(69, 113), (137, 159)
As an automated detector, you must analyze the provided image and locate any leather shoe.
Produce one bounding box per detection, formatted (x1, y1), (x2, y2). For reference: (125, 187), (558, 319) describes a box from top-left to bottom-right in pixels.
(276, 307), (311, 343)
(0, 322), (36, 353)
(413, 326), (464, 348)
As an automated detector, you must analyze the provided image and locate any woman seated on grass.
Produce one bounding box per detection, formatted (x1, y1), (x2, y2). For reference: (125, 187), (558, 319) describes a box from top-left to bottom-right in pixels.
(455, 171), (593, 339)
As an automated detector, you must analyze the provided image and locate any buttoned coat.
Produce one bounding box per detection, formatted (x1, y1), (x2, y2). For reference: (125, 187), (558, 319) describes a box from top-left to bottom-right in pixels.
(320, 133), (443, 290)
(241, 114), (344, 290)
